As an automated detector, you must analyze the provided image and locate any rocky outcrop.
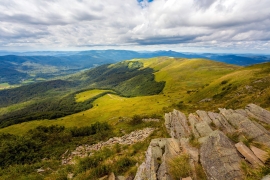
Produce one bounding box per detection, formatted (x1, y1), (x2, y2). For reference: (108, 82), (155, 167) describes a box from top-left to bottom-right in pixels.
(200, 130), (243, 180)
(219, 108), (270, 147)
(135, 104), (270, 180)
(134, 138), (181, 180)
(165, 109), (190, 139)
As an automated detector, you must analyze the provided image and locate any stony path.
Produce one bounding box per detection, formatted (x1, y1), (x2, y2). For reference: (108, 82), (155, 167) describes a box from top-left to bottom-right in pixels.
(62, 127), (155, 164)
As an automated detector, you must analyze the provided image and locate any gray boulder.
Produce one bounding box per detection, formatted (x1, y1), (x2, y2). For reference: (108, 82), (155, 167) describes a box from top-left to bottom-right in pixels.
(245, 103), (270, 124)
(200, 130), (243, 180)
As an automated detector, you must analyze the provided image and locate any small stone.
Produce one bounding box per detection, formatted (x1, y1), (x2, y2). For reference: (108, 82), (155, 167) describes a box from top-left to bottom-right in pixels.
(99, 175), (108, 180)
(37, 168), (45, 173)
(67, 173), (74, 179)
(108, 172), (116, 180)
(117, 175), (125, 180)
(182, 177), (192, 180)
(261, 174), (270, 180)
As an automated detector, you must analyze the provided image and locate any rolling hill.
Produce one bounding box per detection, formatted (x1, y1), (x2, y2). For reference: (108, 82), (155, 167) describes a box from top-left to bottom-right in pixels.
(0, 57), (270, 179)
(1, 57), (269, 133)
(1, 50), (269, 87)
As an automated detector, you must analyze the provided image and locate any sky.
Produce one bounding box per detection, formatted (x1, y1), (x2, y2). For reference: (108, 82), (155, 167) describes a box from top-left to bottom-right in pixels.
(0, 0), (270, 53)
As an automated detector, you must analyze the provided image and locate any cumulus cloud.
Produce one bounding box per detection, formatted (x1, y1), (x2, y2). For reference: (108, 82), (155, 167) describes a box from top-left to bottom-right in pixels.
(0, 0), (269, 52)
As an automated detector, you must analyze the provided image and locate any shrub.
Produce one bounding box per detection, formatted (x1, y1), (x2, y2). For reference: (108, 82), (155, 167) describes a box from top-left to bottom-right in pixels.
(221, 80), (228, 85)
(242, 136), (254, 148)
(189, 133), (200, 148)
(70, 122), (111, 137)
(176, 101), (187, 110)
(129, 115), (143, 125)
(114, 156), (136, 174)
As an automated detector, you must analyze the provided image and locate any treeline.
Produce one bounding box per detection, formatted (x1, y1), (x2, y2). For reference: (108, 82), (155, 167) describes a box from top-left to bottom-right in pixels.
(0, 122), (113, 168)
(0, 90), (115, 128)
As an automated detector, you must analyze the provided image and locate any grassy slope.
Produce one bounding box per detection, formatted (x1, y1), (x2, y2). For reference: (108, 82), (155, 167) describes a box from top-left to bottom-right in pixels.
(0, 57), (241, 135)
(75, 89), (113, 102)
(188, 62), (270, 111)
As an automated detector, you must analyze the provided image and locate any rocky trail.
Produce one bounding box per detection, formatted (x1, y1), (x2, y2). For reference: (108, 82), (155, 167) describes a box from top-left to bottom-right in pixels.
(134, 103), (270, 180)
(62, 127), (155, 165)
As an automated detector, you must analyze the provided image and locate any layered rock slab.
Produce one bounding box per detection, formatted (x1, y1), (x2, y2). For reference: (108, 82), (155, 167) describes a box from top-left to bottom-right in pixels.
(235, 142), (263, 167)
(245, 103), (270, 124)
(165, 109), (190, 139)
(134, 138), (181, 180)
(207, 111), (235, 133)
(200, 130), (243, 180)
(219, 108), (270, 147)
(250, 146), (269, 163)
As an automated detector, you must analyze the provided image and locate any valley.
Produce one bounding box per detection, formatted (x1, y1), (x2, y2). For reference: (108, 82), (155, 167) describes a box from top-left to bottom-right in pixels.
(0, 56), (270, 179)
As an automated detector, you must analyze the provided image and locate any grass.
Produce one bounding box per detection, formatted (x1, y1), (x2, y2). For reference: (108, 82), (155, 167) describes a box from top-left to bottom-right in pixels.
(168, 153), (192, 179)
(189, 133), (200, 148)
(241, 160), (270, 180)
(22, 79), (35, 84)
(0, 83), (10, 89)
(75, 89), (112, 102)
(0, 100), (34, 116)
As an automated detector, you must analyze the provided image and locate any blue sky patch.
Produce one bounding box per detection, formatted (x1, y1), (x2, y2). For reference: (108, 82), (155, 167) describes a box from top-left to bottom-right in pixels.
(137, 0), (153, 3)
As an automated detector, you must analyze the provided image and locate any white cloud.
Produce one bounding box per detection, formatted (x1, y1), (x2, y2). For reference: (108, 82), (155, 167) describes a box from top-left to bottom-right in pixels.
(0, 0), (269, 53)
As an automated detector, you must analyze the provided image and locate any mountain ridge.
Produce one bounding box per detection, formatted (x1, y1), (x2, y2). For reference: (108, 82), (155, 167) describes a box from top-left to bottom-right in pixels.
(0, 57), (270, 179)
(1, 50), (269, 86)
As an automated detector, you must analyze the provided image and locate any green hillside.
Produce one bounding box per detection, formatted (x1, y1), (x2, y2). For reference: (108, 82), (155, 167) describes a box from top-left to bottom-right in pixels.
(0, 57), (270, 179)
(0, 60), (165, 128)
(1, 57), (270, 134)
(0, 57), (242, 133)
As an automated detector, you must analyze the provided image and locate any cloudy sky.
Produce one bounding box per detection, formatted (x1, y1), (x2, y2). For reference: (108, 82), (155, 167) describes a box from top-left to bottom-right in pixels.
(0, 0), (270, 53)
